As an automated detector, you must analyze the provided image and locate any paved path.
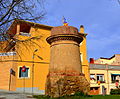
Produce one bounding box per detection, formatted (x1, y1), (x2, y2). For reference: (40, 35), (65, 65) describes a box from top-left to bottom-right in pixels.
(0, 90), (36, 99)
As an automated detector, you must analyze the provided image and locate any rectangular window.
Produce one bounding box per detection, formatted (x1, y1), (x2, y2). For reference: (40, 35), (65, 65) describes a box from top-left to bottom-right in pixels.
(90, 74), (95, 79)
(111, 74), (120, 83)
(19, 67), (29, 78)
(90, 74), (96, 80)
(97, 74), (104, 81)
(19, 24), (31, 36)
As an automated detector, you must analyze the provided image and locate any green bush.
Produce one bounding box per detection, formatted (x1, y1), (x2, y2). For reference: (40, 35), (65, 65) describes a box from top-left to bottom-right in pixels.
(62, 91), (90, 98)
(33, 92), (90, 99)
(110, 89), (120, 95)
(73, 91), (86, 96)
(33, 95), (50, 99)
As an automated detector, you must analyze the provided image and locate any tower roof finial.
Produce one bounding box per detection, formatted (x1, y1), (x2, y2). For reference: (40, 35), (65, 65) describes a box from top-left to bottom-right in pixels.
(62, 16), (68, 26)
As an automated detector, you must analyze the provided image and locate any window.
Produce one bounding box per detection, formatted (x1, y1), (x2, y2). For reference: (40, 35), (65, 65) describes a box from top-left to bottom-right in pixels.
(101, 61), (103, 64)
(111, 74), (120, 83)
(80, 53), (83, 62)
(97, 74), (104, 81)
(19, 24), (31, 36)
(90, 74), (96, 80)
(90, 74), (95, 80)
(90, 74), (95, 78)
(19, 67), (29, 78)
(20, 24), (31, 33)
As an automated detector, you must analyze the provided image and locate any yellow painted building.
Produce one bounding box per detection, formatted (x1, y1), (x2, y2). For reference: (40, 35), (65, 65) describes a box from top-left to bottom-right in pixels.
(90, 59), (120, 95)
(90, 55), (120, 95)
(94, 54), (120, 65)
(0, 19), (89, 94)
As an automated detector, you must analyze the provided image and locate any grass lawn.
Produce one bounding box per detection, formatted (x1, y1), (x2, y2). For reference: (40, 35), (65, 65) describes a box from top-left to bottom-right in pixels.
(33, 95), (120, 99)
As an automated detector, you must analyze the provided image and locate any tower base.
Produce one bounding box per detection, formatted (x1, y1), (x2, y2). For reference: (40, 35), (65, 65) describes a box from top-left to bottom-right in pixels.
(45, 73), (90, 97)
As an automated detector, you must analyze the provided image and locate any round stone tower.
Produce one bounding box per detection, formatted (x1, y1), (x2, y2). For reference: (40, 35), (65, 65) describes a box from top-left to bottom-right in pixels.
(45, 26), (89, 97)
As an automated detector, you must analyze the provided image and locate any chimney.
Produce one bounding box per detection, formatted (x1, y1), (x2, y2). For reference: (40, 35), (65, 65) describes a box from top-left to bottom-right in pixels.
(90, 58), (94, 64)
(80, 25), (84, 33)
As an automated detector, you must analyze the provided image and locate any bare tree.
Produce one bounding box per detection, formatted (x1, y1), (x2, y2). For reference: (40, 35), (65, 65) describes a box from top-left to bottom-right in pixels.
(0, 0), (45, 34)
(0, 0), (47, 60)
(118, 0), (120, 4)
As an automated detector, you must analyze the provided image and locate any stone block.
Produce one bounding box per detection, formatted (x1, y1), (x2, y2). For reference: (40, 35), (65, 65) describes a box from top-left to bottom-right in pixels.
(45, 74), (90, 97)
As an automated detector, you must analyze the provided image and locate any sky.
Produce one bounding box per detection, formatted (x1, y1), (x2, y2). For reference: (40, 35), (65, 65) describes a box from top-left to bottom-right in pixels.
(40, 0), (120, 60)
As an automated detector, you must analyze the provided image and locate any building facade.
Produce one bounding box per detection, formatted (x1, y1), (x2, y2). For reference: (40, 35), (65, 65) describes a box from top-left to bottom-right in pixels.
(90, 55), (120, 95)
(94, 54), (120, 65)
(0, 19), (89, 94)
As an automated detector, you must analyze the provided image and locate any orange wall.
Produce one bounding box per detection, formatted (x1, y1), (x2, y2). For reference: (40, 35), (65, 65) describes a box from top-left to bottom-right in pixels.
(15, 25), (89, 91)
(0, 55), (17, 91)
(0, 23), (89, 92)
(16, 26), (50, 91)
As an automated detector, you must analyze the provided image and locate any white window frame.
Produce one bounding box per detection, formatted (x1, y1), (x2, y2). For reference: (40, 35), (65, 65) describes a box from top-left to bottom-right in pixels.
(20, 32), (31, 37)
(18, 66), (30, 79)
(90, 74), (95, 79)
(96, 74), (104, 81)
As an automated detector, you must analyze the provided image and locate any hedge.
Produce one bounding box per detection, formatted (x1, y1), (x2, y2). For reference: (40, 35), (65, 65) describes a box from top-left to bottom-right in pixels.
(110, 89), (120, 95)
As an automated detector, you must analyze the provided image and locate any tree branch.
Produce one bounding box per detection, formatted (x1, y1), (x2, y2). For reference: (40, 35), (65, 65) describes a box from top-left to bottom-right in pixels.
(118, 0), (120, 4)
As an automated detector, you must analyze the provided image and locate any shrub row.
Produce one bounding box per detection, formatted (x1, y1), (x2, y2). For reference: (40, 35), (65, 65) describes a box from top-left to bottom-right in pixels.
(110, 89), (120, 95)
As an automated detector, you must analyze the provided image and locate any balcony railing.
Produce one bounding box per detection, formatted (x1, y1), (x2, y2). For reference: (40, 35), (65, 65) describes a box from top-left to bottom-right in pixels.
(90, 79), (105, 83)
(111, 80), (116, 83)
(0, 52), (16, 56)
(97, 81), (105, 83)
(90, 64), (120, 70)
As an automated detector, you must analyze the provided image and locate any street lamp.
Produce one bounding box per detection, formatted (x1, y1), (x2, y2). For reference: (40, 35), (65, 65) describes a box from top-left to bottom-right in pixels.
(34, 49), (38, 53)
(31, 49), (43, 95)
(32, 49), (38, 95)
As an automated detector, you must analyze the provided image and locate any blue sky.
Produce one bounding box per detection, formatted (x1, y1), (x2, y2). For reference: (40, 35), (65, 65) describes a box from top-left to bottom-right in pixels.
(41, 0), (120, 60)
